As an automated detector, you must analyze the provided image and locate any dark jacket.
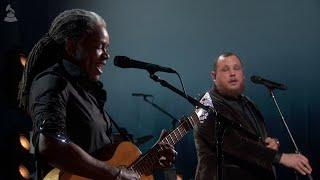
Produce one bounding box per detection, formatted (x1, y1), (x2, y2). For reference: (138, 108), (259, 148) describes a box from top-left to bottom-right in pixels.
(194, 89), (277, 180)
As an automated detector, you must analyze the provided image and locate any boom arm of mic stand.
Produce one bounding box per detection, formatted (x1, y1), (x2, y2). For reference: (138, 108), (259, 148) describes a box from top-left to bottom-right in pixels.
(268, 88), (313, 180)
(149, 74), (212, 112)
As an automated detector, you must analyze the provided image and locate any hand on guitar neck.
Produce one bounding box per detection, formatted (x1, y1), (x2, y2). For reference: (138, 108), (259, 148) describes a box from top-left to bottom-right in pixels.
(116, 129), (177, 179)
(152, 129), (178, 169)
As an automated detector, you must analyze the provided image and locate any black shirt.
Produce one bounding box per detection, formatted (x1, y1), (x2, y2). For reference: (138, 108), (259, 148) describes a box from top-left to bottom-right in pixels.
(29, 60), (112, 178)
(219, 94), (266, 141)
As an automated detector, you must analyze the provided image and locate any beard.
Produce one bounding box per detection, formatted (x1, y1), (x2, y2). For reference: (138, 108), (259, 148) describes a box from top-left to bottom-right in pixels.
(215, 81), (245, 98)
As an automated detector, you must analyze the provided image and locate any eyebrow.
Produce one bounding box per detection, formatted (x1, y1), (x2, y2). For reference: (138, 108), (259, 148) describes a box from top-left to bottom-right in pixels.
(91, 40), (109, 46)
(220, 64), (241, 69)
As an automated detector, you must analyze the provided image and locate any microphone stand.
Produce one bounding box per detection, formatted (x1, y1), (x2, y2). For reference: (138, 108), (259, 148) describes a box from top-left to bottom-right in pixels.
(141, 96), (180, 130)
(148, 73), (226, 180)
(268, 88), (313, 180)
(105, 110), (133, 142)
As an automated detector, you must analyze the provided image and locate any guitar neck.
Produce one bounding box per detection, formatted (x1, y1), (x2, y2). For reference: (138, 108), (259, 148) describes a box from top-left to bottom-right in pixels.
(128, 111), (201, 176)
(160, 112), (199, 146)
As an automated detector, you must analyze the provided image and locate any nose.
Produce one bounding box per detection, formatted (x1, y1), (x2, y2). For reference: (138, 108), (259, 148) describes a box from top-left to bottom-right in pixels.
(105, 52), (110, 59)
(229, 69), (236, 76)
(102, 49), (110, 60)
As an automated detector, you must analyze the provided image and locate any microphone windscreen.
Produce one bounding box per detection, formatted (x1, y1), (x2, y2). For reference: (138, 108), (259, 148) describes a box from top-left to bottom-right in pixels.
(250, 75), (261, 83)
(114, 56), (130, 67)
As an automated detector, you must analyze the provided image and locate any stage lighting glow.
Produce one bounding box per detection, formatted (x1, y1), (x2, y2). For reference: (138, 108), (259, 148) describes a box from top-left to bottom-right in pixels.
(19, 135), (30, 151)
(177, 173), (183, 180)
(19, 53), (27, 67)
(19, 164), (30, 179)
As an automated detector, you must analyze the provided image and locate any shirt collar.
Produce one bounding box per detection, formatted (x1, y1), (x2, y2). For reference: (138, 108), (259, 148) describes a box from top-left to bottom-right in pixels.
(62, 59), (83, 78)
(212, 87), (244, 101)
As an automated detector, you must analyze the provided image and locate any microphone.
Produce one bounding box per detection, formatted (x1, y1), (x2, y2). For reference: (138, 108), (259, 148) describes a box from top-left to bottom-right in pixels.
(114, 56), (176, 73)
(132, 93), (153, 97)
(250, 75), (287, 90)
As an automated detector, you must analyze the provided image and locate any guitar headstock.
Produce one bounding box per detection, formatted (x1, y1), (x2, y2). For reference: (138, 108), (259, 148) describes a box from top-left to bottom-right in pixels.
(195, 108), (209, 124)
(195, 92), (215, 123)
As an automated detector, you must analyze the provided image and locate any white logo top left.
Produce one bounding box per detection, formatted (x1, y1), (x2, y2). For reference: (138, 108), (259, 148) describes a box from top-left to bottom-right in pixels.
(4, 4), (18, 22)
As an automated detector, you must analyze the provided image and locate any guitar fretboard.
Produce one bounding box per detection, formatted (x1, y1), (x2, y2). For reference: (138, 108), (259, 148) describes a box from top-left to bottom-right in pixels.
(128, 111), (200, 177)
(160, 112), (199, 145)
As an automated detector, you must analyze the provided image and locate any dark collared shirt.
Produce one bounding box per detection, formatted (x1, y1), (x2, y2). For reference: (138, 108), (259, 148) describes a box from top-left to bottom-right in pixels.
(218, 92), (281, 163)
(219, 94), (265, 141)
(29, 60), (112, 179)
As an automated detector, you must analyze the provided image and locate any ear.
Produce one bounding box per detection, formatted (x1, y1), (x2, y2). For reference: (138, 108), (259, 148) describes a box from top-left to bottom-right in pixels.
(65, 38), (77, 58)
(211, 71), (216, 82)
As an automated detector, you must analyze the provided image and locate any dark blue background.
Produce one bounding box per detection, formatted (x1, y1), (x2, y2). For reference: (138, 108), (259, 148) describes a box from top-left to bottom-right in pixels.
(1, 0), (319, 179)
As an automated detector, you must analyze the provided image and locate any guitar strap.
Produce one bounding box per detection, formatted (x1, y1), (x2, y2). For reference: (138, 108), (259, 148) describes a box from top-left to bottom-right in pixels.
(33, 134), (54, 180)
(104, 110), (133, 142)
(34, 137), (41, 180)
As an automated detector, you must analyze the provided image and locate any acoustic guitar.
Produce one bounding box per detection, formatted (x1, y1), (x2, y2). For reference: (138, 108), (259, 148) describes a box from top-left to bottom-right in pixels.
(44, 107), (209, 180)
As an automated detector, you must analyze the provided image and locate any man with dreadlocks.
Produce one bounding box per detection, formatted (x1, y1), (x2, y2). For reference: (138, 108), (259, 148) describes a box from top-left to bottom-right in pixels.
(19, 9), (176, 179)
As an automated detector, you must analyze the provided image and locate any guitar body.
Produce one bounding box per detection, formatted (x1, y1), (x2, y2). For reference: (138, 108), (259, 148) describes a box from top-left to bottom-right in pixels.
(44, 142), (153, 180)
(44, 110), (207, 180)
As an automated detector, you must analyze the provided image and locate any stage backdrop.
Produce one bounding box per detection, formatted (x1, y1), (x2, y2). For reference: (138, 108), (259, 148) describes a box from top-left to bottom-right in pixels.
(1, 0), (319, 179)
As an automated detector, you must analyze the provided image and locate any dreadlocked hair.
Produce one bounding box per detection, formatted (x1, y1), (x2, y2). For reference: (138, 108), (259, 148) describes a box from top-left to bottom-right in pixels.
(18, 9), (106, 111)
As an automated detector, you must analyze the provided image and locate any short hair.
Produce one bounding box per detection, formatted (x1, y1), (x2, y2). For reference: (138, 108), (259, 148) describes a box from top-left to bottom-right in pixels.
(213, 52), (243, 71)
(18, 9), (106, 110)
